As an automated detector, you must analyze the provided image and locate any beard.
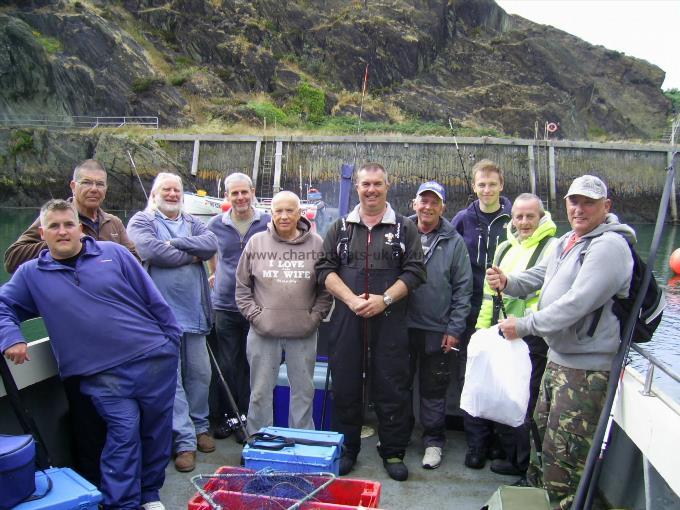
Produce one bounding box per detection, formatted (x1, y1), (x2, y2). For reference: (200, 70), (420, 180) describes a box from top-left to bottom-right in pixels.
(156, 196), (183, 216)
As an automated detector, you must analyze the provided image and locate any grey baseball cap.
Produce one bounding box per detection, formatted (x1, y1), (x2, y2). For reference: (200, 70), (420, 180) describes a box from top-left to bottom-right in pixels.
(564, 175), (607, 199)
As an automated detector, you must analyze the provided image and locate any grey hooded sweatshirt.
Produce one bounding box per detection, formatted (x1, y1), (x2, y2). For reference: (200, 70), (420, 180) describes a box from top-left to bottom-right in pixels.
(504, 213), (634, 371)
(235, 216), (333, 339)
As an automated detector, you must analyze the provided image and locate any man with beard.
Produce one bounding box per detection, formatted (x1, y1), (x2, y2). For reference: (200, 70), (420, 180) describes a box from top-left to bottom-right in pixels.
(127, 173), (218, 473)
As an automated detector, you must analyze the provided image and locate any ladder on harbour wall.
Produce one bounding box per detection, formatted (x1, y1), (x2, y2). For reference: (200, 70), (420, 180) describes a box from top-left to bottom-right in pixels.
(259, 138), (274, 199)
(256, 138), (285, 199)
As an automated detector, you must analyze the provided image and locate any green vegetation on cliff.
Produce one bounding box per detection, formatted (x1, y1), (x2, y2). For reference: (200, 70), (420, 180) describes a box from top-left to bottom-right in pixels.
(0, 0), (673, 140)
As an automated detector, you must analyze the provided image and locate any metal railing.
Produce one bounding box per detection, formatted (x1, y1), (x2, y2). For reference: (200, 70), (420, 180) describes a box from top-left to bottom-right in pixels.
(0, 116), (159, 130)
(631, 343), (680, 397)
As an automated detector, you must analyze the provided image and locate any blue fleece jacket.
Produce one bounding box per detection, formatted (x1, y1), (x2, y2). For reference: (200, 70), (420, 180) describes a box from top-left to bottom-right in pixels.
(0, 237), (182, 378)
(207, 208), (270, 312)
(127, 210), (217, 333)
(451, 196), (512, 309)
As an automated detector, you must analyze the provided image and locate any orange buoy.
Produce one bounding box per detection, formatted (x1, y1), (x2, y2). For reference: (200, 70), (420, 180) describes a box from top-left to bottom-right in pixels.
(670, 248), (680, 274)
(221, 201), (231, 212)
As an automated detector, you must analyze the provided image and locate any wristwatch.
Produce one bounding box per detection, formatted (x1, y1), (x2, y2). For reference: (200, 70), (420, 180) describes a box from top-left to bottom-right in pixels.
(383, 293), (394, 307)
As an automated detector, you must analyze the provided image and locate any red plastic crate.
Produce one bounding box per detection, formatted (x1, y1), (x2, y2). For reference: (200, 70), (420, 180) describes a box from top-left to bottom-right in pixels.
(188, 466), (381, 510)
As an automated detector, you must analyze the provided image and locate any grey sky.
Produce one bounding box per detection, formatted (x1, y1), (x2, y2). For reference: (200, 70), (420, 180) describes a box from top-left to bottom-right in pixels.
(496, 0), (679, 89)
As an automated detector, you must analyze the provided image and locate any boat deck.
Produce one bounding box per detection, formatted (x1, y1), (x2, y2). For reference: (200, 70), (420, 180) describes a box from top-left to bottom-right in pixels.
(161, 419), (515, 510)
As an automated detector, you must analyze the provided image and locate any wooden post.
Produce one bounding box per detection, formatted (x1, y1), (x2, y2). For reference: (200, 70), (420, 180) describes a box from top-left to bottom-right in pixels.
(669, 151), (678, 223)
(273, 141), (283, 194)
(528, 144), (536, 195)
(190, 139), (200, 176)
(548, 144), (556, 211)
(252, 140), (261, 185)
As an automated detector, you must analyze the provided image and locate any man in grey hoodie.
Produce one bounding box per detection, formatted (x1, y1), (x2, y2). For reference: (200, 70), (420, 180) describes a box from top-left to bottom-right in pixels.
(236, 191), (332, 435)
(486, 175), (634, 509)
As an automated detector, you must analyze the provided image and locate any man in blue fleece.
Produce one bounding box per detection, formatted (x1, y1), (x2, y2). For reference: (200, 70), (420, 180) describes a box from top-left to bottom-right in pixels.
(0, 199), (181, 510)
(127, 173), (218, 473)
(206, 173), (270, 440)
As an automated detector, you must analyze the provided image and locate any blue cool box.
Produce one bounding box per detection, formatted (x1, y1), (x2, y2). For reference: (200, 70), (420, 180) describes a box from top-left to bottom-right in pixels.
(242, 426), (343, 475)
(14, 467), (102, 510)
(0, 434), (35, 509)
(273, 361), (333, 430)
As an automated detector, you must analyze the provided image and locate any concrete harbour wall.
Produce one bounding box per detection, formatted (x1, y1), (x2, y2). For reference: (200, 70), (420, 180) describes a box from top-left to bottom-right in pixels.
(155, 135), (678, 222)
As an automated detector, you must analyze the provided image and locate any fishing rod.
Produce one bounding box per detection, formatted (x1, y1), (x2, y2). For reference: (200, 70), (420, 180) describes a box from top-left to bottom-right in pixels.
(353, 63), (369, 169)
(205, 342), (248, 444)
(573, 154), (677, 510)
(127, 150), (148, 201)
(448, 118), (473, 201)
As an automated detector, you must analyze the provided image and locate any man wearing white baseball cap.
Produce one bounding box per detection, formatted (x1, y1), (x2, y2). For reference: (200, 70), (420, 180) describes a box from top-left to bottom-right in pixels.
(485, 174), (635, 508)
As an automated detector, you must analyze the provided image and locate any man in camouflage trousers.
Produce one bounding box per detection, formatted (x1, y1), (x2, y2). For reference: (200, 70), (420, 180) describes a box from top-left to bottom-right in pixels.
(486, 176), (635, 509)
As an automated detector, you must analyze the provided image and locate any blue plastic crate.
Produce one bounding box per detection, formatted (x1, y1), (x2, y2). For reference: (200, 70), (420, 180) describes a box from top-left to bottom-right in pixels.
(14, 467), (102, 509)
(273, 361), (333, 430)
(243, 426), (343, 475)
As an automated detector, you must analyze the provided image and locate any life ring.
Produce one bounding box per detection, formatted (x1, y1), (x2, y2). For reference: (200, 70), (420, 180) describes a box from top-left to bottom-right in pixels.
(547, 122), (558, 133)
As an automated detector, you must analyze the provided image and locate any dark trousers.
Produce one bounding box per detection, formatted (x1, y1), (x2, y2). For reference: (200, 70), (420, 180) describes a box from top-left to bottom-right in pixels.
(62, 376), (107, 486)
(408, 329), (451, 448)
(495, 335), (548, 472)
(329, 302), (412, 460)
(209, 310), (251, 420)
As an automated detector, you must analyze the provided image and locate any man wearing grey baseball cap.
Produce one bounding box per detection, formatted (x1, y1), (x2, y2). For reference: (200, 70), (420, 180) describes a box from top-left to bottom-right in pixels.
(485, 174), (635, 508)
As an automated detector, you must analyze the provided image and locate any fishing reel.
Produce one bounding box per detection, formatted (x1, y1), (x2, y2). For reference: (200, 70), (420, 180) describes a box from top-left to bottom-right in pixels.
(226, 414), (247, 431)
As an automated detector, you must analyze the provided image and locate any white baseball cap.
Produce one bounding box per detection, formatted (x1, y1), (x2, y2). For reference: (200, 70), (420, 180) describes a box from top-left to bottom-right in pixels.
(564, 175), (607, 199)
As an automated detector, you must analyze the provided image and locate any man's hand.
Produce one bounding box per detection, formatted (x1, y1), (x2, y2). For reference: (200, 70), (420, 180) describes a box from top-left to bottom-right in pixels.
(4, 343), (29, 364)
(498, 318), (519, 340)
(208, 274), (215, 289)
(442, 334), (460, 353)
(352, 293), (387, 318)
(486, 266), (507, 291)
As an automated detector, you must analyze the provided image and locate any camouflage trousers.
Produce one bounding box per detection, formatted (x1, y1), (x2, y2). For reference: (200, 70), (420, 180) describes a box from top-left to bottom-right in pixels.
(527, 361), (608, 510)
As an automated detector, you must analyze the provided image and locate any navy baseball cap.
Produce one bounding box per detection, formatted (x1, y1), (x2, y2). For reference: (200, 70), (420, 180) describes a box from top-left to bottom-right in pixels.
(417, 181), (446, 201)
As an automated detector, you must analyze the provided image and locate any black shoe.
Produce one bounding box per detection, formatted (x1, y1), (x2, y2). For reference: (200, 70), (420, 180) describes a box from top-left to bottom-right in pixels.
(464, 448), (486, 469)
(339, 455), (356, 476)
(233, 427), (247, 445)
(383, 457), (408, 481)
(487, 446), (506, 461)
(512, 476), (530, 487)
(490, 459), (524, 476)
(213, 421), (232, 440)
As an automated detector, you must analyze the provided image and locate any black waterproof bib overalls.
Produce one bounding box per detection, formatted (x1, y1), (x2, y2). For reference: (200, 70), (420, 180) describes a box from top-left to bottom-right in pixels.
(327, 217), (412, 460)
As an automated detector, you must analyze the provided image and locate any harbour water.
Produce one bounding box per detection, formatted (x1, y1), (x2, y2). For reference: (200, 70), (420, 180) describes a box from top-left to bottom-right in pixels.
(1, 207), (678, 399)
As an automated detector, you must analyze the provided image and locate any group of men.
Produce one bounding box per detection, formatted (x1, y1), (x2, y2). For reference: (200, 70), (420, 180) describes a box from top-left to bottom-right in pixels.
(0, 157), (637, 510)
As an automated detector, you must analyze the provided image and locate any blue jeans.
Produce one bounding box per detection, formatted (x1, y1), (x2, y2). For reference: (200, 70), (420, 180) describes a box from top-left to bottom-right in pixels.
(173, 333), (211, 452)
(80, 339), (177, 509)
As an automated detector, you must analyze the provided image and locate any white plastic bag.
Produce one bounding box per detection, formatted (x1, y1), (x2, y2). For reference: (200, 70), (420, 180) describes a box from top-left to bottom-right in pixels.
(460, 325), (532, 427)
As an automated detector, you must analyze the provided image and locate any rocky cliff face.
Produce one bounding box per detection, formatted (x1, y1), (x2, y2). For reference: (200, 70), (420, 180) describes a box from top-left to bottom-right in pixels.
(0, 0), (671, 139)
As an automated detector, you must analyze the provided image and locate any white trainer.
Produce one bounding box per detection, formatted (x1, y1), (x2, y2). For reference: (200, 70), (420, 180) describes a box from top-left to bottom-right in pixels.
(422, 446), (442, 469)
(142, 502), (166, 510)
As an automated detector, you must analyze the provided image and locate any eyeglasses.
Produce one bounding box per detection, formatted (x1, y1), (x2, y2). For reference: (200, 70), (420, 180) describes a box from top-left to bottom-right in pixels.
(77, 180), (107, 189)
